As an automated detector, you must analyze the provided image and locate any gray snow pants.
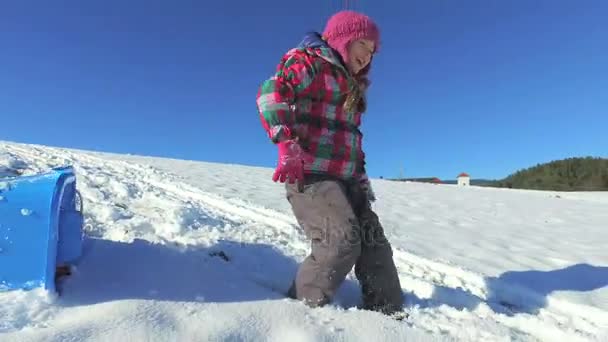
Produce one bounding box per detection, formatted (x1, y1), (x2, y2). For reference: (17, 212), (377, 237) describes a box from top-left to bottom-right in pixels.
(285, 174), (404, 314)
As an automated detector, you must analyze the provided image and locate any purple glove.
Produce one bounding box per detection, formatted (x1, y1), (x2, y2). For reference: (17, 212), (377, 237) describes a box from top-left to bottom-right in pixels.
(272, 140), (311, 184)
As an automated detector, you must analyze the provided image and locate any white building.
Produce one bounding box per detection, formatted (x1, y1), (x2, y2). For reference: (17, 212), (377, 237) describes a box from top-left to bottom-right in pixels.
(457, 172), (470, 186)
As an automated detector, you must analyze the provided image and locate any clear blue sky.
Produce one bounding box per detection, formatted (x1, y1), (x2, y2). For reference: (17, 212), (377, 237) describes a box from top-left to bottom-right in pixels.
(1, 1), (606, 180)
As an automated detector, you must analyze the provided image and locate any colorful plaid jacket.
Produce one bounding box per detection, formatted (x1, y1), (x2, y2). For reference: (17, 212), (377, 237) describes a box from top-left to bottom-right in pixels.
(256, 32), (367, 181)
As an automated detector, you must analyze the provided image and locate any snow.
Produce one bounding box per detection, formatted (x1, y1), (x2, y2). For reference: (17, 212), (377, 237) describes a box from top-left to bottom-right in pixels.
(0, 151), (28, 178)
(1, 140), (607, 342)
(20, 209), (33, 216)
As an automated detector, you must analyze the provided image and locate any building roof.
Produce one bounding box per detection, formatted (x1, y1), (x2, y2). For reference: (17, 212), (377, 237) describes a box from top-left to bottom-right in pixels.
(458, 172), (470, 178)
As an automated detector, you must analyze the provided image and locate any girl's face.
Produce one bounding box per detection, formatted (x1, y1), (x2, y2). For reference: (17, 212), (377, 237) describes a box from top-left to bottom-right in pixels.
(347, 38), (375, 74)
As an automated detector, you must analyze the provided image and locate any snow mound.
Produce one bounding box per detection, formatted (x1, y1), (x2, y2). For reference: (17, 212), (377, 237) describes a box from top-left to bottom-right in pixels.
(0, 140), (607, 342)
(0, 151), (29, 177)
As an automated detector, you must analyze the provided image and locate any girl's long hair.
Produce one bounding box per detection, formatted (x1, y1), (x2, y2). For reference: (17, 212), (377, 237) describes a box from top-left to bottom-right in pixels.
(344, 64), (371, 114)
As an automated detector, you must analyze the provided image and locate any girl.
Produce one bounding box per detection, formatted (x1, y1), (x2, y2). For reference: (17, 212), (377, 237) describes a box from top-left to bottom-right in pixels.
(256, 10), (404, 316)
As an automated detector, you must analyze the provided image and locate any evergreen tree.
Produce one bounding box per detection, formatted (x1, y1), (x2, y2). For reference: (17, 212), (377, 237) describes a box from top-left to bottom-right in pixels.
(491, 157), (608, 191)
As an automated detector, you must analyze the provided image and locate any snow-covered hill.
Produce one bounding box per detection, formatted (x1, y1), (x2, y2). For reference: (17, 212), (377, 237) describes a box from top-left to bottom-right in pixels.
(1, 140), (607, 342)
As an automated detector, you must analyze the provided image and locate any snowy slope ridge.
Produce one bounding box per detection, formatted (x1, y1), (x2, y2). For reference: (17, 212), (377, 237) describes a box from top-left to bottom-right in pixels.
(0, 141), (607, 342)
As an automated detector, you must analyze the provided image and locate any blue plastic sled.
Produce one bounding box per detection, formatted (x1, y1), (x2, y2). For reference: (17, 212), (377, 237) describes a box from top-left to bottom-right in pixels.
(0, 166), (83, 293)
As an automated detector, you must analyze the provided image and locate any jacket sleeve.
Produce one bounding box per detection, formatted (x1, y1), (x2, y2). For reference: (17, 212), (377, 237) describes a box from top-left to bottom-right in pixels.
(256, 51), (317, 143)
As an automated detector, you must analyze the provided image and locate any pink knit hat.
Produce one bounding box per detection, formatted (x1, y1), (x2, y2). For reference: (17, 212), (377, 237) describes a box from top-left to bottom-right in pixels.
(322, 10), (380, 68)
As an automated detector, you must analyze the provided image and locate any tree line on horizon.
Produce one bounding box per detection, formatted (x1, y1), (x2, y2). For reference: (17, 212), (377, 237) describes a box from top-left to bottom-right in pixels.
(487, 157), (608, 191)
(388, 157), (608, 191)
